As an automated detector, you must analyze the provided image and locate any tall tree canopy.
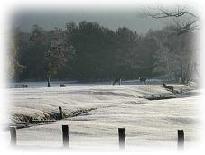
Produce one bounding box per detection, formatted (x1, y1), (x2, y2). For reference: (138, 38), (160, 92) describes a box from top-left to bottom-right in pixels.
(11, 21), (199, 84)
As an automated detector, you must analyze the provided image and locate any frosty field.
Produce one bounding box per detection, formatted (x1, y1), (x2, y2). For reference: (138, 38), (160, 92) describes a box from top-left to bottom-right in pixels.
(7, 84), (200, 150)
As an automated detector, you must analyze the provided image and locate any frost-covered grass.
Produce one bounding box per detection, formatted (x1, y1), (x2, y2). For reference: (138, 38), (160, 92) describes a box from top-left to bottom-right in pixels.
(7, 84), (200, 150)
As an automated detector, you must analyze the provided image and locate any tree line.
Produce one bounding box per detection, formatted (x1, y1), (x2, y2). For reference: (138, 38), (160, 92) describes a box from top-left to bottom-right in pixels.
(10, 21), (199, 84)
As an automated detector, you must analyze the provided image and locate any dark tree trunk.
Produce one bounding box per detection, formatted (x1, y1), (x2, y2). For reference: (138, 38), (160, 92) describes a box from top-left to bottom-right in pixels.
(47, 75), (51, 87)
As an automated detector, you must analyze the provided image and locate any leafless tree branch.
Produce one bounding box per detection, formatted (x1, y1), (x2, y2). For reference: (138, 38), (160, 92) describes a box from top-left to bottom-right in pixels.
(146, 6), (199, 35)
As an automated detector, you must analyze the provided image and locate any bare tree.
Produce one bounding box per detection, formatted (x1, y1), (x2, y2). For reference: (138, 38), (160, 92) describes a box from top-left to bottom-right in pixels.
(45, 28), (68, 87)
(146, 6), (199, 35)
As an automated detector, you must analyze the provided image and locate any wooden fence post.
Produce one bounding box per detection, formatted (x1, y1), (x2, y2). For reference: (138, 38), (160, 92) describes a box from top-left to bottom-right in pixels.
(178, 130), (184, 150)
(62, 125), (69, 147)
(59, 106), (63, 120)
(118, 128), (125, 149)
(10, 127), (16, 146)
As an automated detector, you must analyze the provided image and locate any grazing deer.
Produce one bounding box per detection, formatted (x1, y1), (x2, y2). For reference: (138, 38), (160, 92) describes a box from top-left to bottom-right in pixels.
(113, 77), (121, 85)
(139, 77), (147, 84)
(163, 83), (174, 93)
(60, 84), (66, 87)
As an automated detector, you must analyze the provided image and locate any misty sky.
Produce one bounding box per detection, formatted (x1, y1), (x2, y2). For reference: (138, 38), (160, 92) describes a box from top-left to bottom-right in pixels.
(12, 6), (172, 34)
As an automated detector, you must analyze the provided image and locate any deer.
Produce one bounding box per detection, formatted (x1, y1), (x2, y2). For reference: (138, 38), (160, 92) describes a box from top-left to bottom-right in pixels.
(113, 77), (122, 85)
(162, 83), (174, 93)
(139, 77), (147, 84)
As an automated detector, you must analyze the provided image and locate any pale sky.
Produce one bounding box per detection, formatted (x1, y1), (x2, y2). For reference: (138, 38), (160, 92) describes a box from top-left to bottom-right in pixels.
(12, 5), (172, 34)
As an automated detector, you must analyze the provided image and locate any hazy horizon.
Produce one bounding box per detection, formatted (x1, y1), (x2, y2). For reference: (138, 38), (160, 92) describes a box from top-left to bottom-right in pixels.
(11, 6), (172, 33)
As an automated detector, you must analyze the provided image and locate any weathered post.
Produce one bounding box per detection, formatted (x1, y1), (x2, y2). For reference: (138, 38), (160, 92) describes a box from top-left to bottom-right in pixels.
(178, 130), (184, 150)
(118, 128), (125, 150)
(10, 127), (16, 146)
(59, 106), (63, 120)
(62, 125), (69, 147)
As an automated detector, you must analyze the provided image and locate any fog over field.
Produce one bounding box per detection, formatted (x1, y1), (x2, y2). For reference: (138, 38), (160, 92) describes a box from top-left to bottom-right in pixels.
(6, 4), (200, 151)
